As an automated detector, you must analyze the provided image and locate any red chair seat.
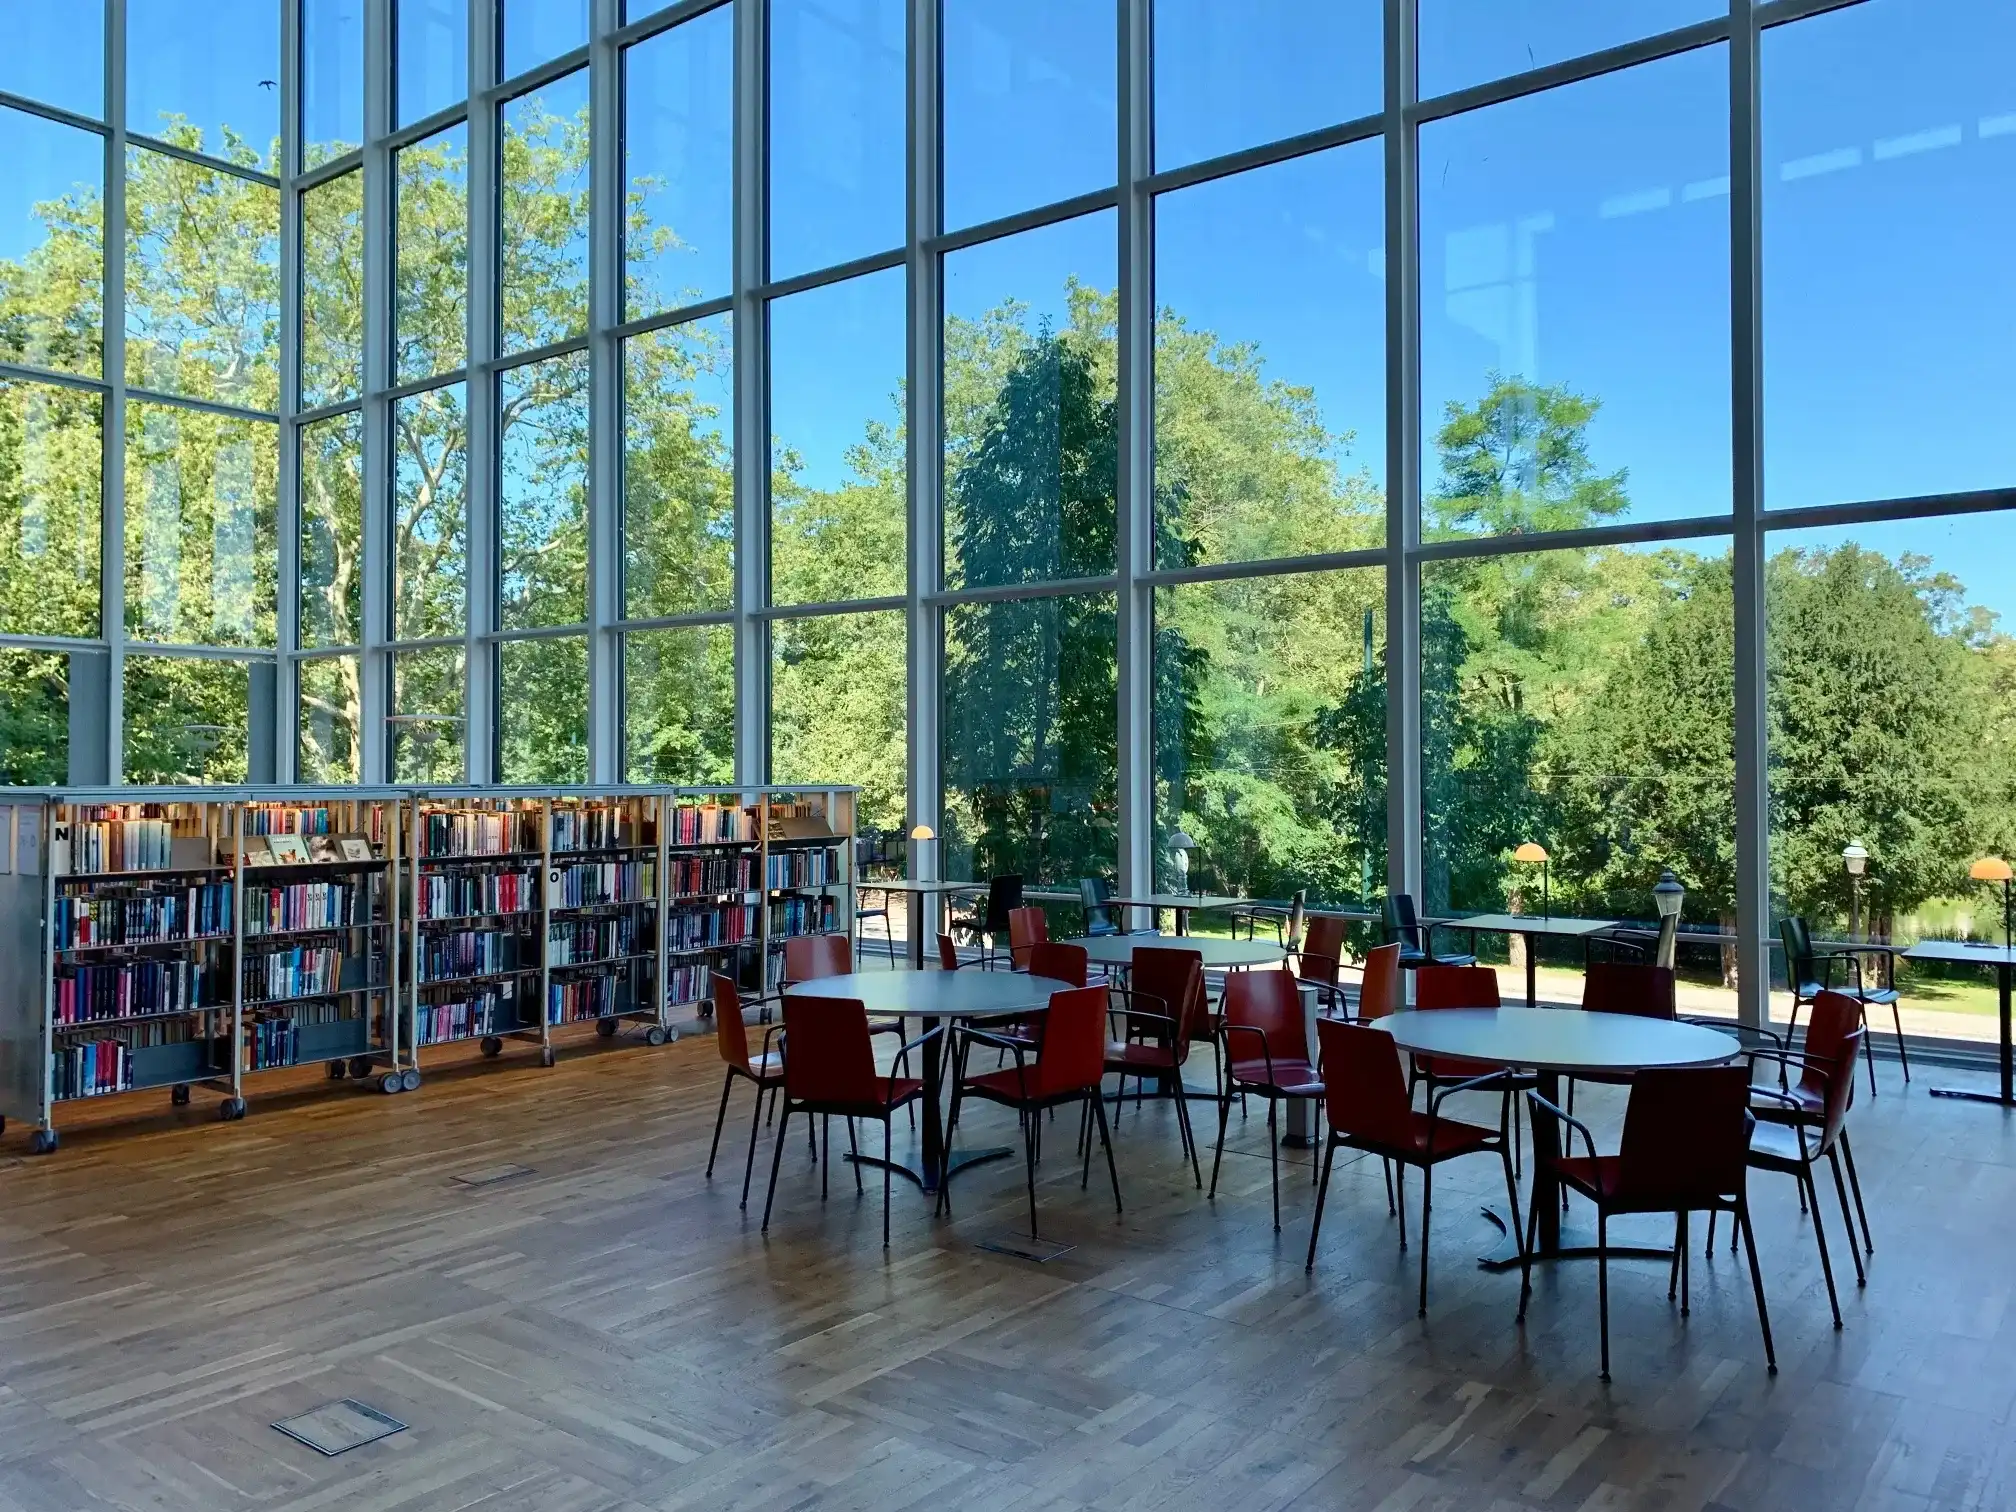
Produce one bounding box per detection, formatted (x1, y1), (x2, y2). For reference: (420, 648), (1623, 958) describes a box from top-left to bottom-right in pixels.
(1745, 1121), (1814, 1171)
(1419, 1052), (1512, 1081)
(962, 1066), (1048, 1101)
(1399, 1111), (1498, 1159)
(1106, 1040), (1180, 1072)
(1554, 1153), (1625, 1200)
(822, 1076), (923, 1115)
(1227, 1057), (1323, 1097)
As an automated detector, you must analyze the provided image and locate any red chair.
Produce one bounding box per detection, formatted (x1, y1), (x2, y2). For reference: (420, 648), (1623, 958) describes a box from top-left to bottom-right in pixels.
(782, 932), (851, 985)
(1029, 939), (1089, 988)
(937, 933), (960, 971)
(1752, 988), (1874, 1257)
(943, 985), (1121, 1236)
(1104, 946), (1208, 1187)
(1294, 914), (1351, 1014)
(1006, 906), (1048, 971)
(1567, 962), (1676, 1112)
(1307, 1019), (1521, 1315)
(703, 972), (785, 1208)
(1210, 968), (1323, 1230)
(1414, 964), (1536, 1174)
(1348, 942), (1403, 1022)
(761, 995), (939, 1248)
(1522, 1065), (1777, 1380)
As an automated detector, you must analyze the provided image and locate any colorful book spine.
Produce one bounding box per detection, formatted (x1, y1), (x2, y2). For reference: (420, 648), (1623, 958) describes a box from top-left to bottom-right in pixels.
(417, 868), (537, 919)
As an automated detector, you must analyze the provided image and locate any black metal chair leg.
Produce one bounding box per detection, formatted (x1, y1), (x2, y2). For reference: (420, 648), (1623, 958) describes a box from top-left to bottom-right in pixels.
(1891, 1002), (1911, 1083)
(761, 1105), (792, 1232)
(1095, 1097), (1122, 1214)
(740, 1078), (767, 1209)
(1208, 1074), (1233, 1200)
(1597, 1210), (1611, 1381)
(820, 1115), (831, 1200)
(883, 1118), (893, 1249)
(1382, 1157), (1395, 1215)
(1827, 1147), (1865, 1286)
(1841, 1131), (1874, 1254)
(1267, 1096), (1281, 1232)
(1804, 1167), (1843, 1328)
(1418, 1162), (1434, 1316)
(705, 1069), (735, 1179)
(1736, 1199), (1778, 1373)
(1023, 1107), (1041, 1238)
(1174, 1082), (1203, 1189)
(847, 1118), (863, 1195)
(1305, 1139), (1337, 1271)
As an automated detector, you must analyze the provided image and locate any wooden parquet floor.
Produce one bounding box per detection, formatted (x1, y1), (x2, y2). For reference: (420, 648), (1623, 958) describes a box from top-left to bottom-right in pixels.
(2, 1028), (2014, 1511)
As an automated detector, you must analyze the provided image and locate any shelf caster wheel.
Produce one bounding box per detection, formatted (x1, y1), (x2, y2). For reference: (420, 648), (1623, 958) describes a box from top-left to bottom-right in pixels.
(399, 1068), (422, 1093)
(644, 1026), (669, 1047)
(379, 1072), (402, 1094)
(220, 1098), (247, 1122)
(328, 1061), (348, 1080)
(596, 1016), (618, 1038)
(171, 1084), (191, 1107)
(540, 1046), (557, 1068)
(480, 1036), (503, 1057)
(348, 1057), (374, 1080)
(29, 1129), (58, 1155)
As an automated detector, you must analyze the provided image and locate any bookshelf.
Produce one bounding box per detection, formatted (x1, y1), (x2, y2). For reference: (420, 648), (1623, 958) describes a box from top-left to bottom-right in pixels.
(759, 787), (857, 999)
(662, 787), (765, 1018)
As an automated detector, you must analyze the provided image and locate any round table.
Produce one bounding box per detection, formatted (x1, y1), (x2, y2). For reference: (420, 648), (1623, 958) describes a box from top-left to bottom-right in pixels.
(1380, 1008), (1742, 1267)
(1066, 935), (1287, 971)
(784, 971), (1076, 1190)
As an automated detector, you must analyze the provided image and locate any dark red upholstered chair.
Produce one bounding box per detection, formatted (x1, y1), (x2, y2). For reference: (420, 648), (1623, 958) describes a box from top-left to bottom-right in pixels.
(1413, 964), (1536, 1175)
(1307, 1019), (1521, 1316)
(1751, 988), (1873, 1257)
(1294, 913), (1352, 1015)
(942, 985), (1121, 1236)
(761, 995), (939, 1247)
(782, 932), (851, 984)
(1104, 945), (1208, 1187)
(1209, 968), (1323, 1230)
(1029, 940), (1089, 989)
(704, 972), (785, 1208)
(1566, 961), (1677, 1112)
(937, 932), (960, 971)
(1006, 906), (1048, 971)
(1522, 1065), (1777, 1380)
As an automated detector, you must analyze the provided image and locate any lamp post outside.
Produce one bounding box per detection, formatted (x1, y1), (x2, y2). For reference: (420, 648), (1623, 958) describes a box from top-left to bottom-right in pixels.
(1169, 830), (1196, 895)
(1513, 842), (1549, 918)
(1652, 868), (1685, 970)
(1842, 840), (1869, 942)
(1971, 856), (2014, 952)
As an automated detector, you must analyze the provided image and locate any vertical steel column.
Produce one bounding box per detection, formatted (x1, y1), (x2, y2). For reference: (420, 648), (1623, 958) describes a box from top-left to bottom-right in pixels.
(276, 0), (303, 781)
(1730, 0), (1771, 1030)
(1385, 0), (1424, 906)
(360, 0), (393, 782)
(1113, 0), (1153, 900)
(730, 0), (770, 784)
(904, 0), (942, 873)
(102, 0), (128, 780)
(586, 0), (624, 782)
(464, 0), (500, 782)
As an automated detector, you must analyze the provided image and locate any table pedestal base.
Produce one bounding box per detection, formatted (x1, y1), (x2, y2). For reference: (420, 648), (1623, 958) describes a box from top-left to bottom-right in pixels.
(1473, 1205), (1676, 1273)
(849, 1143), (1014, 1193)
(1928, 1086), (2016, 1108)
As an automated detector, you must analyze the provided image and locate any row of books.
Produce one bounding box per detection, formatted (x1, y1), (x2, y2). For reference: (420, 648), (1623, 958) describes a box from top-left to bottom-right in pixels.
(59, 812), (205, 875)
(244, 805), (336, 836)
(247, 880), (371, 935)
(55, 883), (233, 948)
(668, 853), (753, 896)
(767, 847), (842, 890)
(414, 984), (521, 1046)
(57, 1038), (136, 1098)
(554, 860), (655, 909)
(419, 808), (541, 858)
(770, 896), (839, 938)
(418, 928), (524, 983)
(548, 917), (635, 965)
(417, 868), (537, 919)
(244, 945), (345, 1003)
(668, 961), (720, 1006)
(551, 807), (653, 852)
(669, 804), (756, 846)
(56, 958), (223, 1023)
(667, 904), (757, 951)
(547, 971), (623, 1025)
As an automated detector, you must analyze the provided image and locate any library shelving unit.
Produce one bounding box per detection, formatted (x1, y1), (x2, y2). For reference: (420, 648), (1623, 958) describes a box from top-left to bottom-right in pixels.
(660, 786), (765, 1021)
(758, 787), (858, 1000)
(545, 789), (669, 1049)
(0, 787), (405, 1154)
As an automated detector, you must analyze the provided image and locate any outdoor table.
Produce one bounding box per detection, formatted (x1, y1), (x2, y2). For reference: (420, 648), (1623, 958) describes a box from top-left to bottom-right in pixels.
(1066, 934), (1288, 972)
(1105, 893), (1242, 936)
(1904, 940), (2016, 1107)
(856, 879), (983, 970)
(1446, 913), (1621, 1007)
(1380, 1007), (1741, 1267)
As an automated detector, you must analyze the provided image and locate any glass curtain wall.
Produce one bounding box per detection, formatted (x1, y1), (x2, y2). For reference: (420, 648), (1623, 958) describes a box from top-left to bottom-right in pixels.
(2, 0), (2011, 1048)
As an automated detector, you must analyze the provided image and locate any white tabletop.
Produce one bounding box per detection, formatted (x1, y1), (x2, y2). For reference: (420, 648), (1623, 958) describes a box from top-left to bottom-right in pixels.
(1065, 935), (1287, 969)
(1379, 1007), (1740, 1076)
(1106, 893), (1243, 911)
(1447, 914), (1620, 938)
(782, 970), (1075, 1019)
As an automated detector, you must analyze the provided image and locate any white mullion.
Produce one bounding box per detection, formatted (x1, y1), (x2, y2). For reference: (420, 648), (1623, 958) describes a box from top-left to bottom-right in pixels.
(730, 0), (770, 784)
(1114, 0), (1152, 901)
(101, 0), (128, 782)
(1386, 0), (1424, 908)
(587, 0), (623, 781)
(464, 0), (500, 781)
(360, 0), (393, 781)
(277, 0), (303, 781)
(905, 0), (942, 874)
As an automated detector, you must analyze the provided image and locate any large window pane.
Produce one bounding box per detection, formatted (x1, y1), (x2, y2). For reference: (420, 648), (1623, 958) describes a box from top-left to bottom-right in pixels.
(1422, 540), (1737, 1009)
(298, 654), (361, 783)
(503, 0), (589, 81)
(0, 649), (69, 784)
(1421, 48), (1729, 538)
(302, 0), (365, 169)
(500, 352), (588, 630)
(769, 0), (904, 278)
(502, 70), (590, 354)
(127, 0), (280, 160)
(123, 655), (250, 783)
(300, 411), (362, 648)
(1420, 1), (1718, 100)
(624, 10), (733, 319)
(625, 627), (733, 783)
(392, 645), (465, 782)
(126, 147), (280, 411)
(1155, 574), (1385, 907)
(393, 382), (468, 642)
(1, 4), (104, 119)
(499, 636), (586, 782)
(1154, 145), (1385, 570)
(1763, 0), (2016, 511)
(1766, 512), (2016, 1045)
(125, 403), (277, 648)
(942, 0), (1115, 232)
(301, 168), (364, 409)
(943, 211), (1117, 591)
(397, 0), (469, 129)
(395, 123), (468, 385)
(772, 611), (906, 831)
(0, 108), (103, 380)
(1153, 0), (1380, 171)
(770, 269), (905, 605)
(943, 594), (1117, 885)
(0, 378), (100, 639)
(623, 317), (732, 618)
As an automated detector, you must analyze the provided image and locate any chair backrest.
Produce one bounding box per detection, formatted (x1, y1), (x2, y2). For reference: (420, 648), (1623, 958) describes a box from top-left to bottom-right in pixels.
(1029, 939), (1089, 988)
(937, 933), (960, 971)
(1417, 964), (1500, 1011)
(984, 875), (1024, 931)
(1128, 945), (1205, 1061)
(1034, 985), (1109, 1096)
(1653, 910), (1679, 970)
(1316, 1018), (1416, 1147)
(1383, 892), (1423, 949)
(1803, 990), (1864, 1141)
(1356, 942), (1403, 1020)
(711, 972), (752, 1072)
(1223, 968), (1307, 1065)
(1007, 905), (1048, 968)
(1615, 1065), (1753, 1206)
(780, 995), (879, 1106)
(1300, 914), (1348, 985)
(783, 932), (851, 985)
(1080, 877), (1120, 936)
(1583, 962), (1676, 1020)
(1778, 915), (1815, 987)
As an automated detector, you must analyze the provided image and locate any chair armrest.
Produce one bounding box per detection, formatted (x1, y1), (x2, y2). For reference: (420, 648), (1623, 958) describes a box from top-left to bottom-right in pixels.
(1748, 1084), (1803, 1111)
(956, 1025), (1026, 1056)
(757, 1024), (784, 1062)
(1221, 1021), (1276, 1083)
(1524, 1089), (1601, 1163)
(1679, 1016), (1785, 1054)
(890, 1024), (943, 1084)
(1429, 1068), (1516, 1108)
